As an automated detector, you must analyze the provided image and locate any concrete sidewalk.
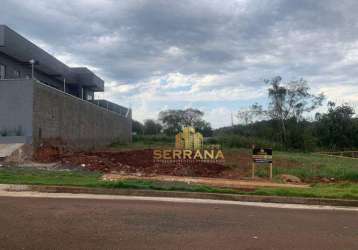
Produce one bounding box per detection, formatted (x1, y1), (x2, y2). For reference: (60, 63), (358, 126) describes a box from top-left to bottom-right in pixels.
(0, 188), (358, 211)
(0, 183), (356, 207)
(102, 174), (309, 190)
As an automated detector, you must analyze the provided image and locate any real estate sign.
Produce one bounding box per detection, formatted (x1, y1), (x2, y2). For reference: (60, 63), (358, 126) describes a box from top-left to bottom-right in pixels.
(252, 147), (273, 163)
(251, 147), (273, 179)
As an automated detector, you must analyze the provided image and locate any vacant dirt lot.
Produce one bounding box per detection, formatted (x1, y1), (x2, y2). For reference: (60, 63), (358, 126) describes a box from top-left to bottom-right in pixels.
(33, 145), (300, 179)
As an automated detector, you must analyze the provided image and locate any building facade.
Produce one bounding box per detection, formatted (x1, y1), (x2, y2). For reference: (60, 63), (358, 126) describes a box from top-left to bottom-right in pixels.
(0, 25), (132, 149)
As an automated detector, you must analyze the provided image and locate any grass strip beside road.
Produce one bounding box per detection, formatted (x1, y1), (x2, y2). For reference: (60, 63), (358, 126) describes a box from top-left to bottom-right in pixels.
(0, 167), (238, 193)
(273, 151), (358, 181)
(1, 167), (358, 200)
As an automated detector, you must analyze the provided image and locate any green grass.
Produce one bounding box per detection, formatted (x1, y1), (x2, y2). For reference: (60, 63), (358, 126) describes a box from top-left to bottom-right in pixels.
(208, 147), (358, 182)
(0, 167), (233, 193)
(1, 167), (358, 200)
(100, 179), (234, 193)
(209, 134), (284, 150)
(254, 183), (358, 200)
(272, 151), (358, 181)
(0, 168), (102, 186)
(111, 134), (174, 149)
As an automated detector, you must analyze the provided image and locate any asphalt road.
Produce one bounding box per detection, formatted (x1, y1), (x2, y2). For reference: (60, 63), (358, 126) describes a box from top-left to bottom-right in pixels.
(0, 195), (357, 250)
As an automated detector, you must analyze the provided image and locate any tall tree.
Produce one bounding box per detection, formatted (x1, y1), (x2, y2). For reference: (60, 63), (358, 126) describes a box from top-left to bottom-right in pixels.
(159, 108), (212, 136)
(265, 76), (324, 146)
(237, 103), (265, 125)
(195, 120), (213, 137)
(158, 110), (184, 135)
(182, 108), (204, 127)
(315, 102), (358, 150)
(143, 119), (162, 135)
(132, 120), (144, 135)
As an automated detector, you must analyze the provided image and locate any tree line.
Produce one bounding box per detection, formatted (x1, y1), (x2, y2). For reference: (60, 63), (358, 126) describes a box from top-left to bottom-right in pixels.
(221, 76), (358, 151)
(132, 108), (213, 137)
(132, 76), (358, 151)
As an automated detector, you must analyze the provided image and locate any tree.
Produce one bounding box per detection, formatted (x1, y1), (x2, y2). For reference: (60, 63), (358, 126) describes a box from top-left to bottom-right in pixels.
(143, 119), (162, 135)
(265, 76), (324, 147)
(132, 120), (144, 135)
(195, 120), (213, 137)
(182, 108), (204, 127)
(315, 102), (358, 150)
(158, 108), (212, 136)
(237, 109), (254, 125)
(237, 103), (265, 125)
(158, 110), (184, 135)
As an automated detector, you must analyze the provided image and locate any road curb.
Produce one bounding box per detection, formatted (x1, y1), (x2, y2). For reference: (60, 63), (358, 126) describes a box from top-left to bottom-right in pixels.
(1, 184), (358, 207)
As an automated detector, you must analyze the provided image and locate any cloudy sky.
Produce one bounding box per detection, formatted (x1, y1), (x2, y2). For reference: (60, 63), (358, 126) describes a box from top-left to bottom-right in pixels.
(1, 0), (358, 127)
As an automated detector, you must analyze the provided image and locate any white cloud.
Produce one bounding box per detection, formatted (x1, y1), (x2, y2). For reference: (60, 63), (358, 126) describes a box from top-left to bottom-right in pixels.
(204, 107), (235, 128)
(318, 84), (358, 115)
(164, 46), (185, 57)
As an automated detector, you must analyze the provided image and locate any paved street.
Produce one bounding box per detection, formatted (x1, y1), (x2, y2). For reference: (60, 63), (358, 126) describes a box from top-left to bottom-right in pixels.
(0, 194), (357, 250)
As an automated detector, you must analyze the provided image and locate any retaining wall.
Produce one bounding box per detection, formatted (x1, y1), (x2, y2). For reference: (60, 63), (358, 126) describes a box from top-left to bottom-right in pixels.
(0, 80), (33, 140)
(0, 80), (132, 149)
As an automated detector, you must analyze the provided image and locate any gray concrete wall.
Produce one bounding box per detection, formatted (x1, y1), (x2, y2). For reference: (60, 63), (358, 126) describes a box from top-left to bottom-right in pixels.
(0, 26), (5, 46)
(32, 81), (132, 149)
(0, 79), (131, 149)
(0, 80), (33, 140)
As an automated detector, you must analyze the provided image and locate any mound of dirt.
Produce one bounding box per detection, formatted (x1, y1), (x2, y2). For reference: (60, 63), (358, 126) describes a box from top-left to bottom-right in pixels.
(33, 145), (62, 163)
(35, 148), (231, 178)
(34, 145), (308, 179)
(33, 139), (68, 163)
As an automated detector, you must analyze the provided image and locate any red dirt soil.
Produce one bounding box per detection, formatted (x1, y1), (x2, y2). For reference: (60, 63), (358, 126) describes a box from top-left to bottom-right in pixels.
(33, 143), (329, 183)
(34, 147), (234, 178)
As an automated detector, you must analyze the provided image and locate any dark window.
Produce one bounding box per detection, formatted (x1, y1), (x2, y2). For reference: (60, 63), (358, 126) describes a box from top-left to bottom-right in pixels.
(86, 93), (93, 101)
(13, 69), (20, 78)
(0, 64), (5, 79)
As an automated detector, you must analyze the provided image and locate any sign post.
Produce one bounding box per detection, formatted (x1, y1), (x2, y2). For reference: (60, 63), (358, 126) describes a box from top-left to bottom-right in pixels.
(251, 162), (255, 179)
(252, 147), (273, 180)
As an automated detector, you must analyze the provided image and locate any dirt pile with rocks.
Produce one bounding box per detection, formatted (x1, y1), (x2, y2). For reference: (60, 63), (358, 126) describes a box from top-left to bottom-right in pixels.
(34, 147), (231, 178)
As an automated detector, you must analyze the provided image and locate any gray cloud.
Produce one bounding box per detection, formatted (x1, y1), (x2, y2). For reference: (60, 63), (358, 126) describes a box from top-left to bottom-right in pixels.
(1, 0), (358, 125)
(2, 0), (358, 82)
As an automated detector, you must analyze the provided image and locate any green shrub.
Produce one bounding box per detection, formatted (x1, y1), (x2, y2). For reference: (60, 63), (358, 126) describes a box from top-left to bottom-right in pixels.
(133, 134), (173, 144)
(210, 135), (284, 150)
